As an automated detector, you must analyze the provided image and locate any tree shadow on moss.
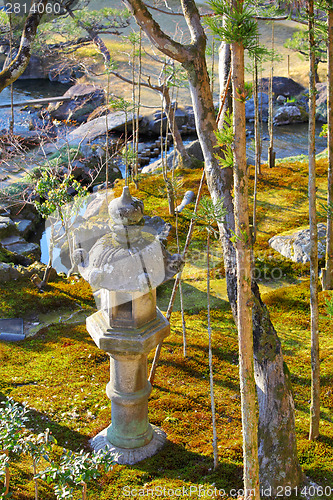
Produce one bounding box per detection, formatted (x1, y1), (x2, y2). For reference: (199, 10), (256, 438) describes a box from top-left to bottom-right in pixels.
(0, 391), (89, 450)
(131, 440), (243, 492)
(157, 280), (230, 314)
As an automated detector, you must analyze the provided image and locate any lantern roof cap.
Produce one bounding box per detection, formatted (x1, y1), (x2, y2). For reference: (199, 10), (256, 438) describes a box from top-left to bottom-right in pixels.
(108, 186), (144, 226)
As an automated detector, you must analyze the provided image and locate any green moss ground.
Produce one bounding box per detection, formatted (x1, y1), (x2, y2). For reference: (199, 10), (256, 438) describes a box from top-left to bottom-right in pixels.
(0, 159), (333, 498)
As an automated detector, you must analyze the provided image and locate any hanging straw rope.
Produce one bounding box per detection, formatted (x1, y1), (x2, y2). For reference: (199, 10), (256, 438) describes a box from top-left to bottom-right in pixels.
(149, 73), (233, 384)
(149, 168), (206, 384)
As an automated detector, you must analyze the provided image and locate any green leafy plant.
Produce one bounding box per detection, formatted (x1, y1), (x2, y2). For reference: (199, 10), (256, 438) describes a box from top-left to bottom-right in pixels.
(325, 294), (333, 318)
(214, 109), (234, 169)
(0, 398), (29, 498)
(31, 166), (88, 287)
(320, 123), (328, 138)
(34, 172), (87, 221)
(23, 429), (56, 500)
(38, 449), (113, 500)
(206, 0), (269, 60)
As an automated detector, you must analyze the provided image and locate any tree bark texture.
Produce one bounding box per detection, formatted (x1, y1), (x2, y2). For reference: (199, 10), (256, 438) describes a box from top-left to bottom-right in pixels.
(308, 0), (320, 441)
(253, 58), (259, 242)
(123, 0), (303, 487)
(323, 8), (333, 290)
(231, 29), (260, 496)
(218, 40), (232, 130)
(0, 0), (48, 92)
(252, 282), (304, 488)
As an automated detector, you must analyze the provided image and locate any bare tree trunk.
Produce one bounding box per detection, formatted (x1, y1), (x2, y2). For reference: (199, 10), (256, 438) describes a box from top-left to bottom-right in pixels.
(33, 458), (38, 500)
(163, 87), (191, 166)
(218, 40), (232, 129)
(207, 230), (218, 469)
(231, 17), (260, 494)
(253, 57), (260, 242)
(268, 22), (276, 169)
(4, 449), (9, 497)
(308, 0), (320, 441)
(322, 8), (333, 290)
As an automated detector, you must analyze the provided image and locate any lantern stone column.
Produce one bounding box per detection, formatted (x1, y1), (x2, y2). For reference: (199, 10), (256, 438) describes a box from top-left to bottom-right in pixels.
(86, 302), (170, 464)
(77, 187), (182, 465)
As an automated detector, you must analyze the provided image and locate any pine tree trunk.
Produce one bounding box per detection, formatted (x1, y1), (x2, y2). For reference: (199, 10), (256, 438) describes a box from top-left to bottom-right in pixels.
(231, 24), (260, 496)
(308, 0), (320, 441)
(323, 8), (333, 290)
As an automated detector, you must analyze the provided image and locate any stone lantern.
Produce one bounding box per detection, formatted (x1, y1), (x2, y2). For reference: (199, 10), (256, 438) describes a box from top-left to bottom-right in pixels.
(75, 186), (182, 464)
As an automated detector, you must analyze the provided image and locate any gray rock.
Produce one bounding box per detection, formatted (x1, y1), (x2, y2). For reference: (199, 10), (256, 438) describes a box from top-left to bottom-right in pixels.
(186, 140), (204, 161)
(0, 262), (21, 282)
(0, 216), (16, 238)
(18, 55), (47, 80)
(141, 139), (203, 173)
(268, 223), (326, 263)
(51, 111), (139, 149)
(3, 52), (47, 80)
(145, 106), (193, 136)
(48, 63), (85, 84)
(315, 82), (327, 123)
(48, 84), (105, 123)
(260, 76), (305, 98)
(273, 105), (308, 126)
(143, 216), (172, 242)
(276, 95), (287, 105)
(245, 92), (269, 122)
(12, 219), (34, 238)
(0, 235), (41, 262)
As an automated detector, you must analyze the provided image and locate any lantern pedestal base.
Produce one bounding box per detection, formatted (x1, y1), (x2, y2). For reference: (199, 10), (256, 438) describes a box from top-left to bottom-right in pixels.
(89, 425), (167, 465)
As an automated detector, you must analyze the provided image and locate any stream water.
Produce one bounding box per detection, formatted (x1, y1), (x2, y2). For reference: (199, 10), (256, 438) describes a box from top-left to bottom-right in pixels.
(0, 79), (70, 133)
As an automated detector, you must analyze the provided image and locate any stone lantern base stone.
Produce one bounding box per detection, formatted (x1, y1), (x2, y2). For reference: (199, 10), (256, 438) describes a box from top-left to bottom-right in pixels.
(89, 425), (167, 465)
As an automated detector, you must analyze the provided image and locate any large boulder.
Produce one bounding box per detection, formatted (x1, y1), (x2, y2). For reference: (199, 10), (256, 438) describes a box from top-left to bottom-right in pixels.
(48, 84), (105, 123)
(260, 76), (305, 98)
(246, 92), (269, 122)
(140, 106), (197, 136)
(3, 54), (84, 83)
(3, 52), (47, 79)
(12, 219), (37, 239)
(62, 111), (139, 146)
(273, 105), (308, 126)
(268, 223), (326, 263)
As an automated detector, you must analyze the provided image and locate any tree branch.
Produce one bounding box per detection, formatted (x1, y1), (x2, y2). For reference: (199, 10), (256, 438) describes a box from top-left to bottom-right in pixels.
(0, 0), (48, 92)
(181, 0), (206, 47)
(143, 2), (184, 16)
(122, 0), (190, 63)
